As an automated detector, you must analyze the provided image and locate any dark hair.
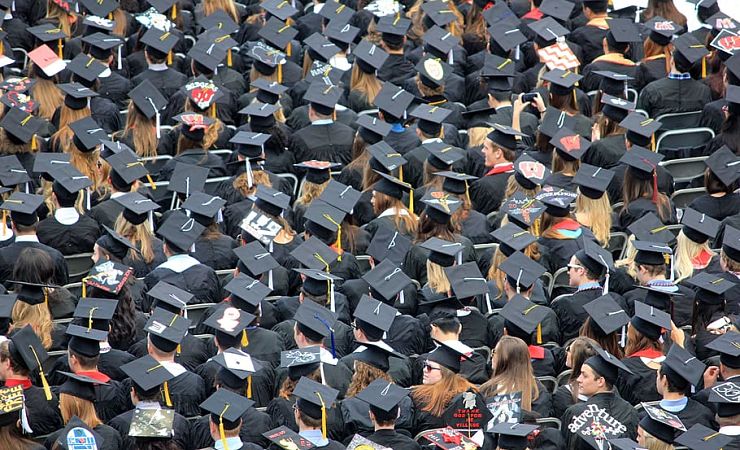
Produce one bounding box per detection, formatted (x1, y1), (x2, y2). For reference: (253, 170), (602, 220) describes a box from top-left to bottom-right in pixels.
(88, 281), (138, 351)
(14, 247), (55, 285)
(416, 212), (457, 242)
(53, 183), (78, 207)
(659, 364), (689, 393)
(621, 168), (672, 222)
(370, 404), (399, 425)
(430, 312), (460, 334)
(584, 0), (608, 13)
(718, 103), (740, 154)
(69, 348), (99, 369)
(704, 168), (734, 194)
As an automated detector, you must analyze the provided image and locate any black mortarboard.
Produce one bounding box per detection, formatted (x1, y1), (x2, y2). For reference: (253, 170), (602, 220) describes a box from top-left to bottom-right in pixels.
(575, 239), (613, 280)
(259, 17), (298, 50)
(437, 170), (477, 196)
(539, 107), (576, 138)
(234, 241), (279, 278)
(482, 0), (519, 27)
(200, 389), (252, 440)
(120, 354), (175, 392)
(198, 10), (239, 34)
(573, 164), (614, 199)
(0, 107), (43, 144)
(105, 148), (150, 186)
(49, 164), (92, 195)
(304, 199), (345, 242)
(79, 0), (117, 17)
(500, 193), (545, 230)
(59, 371), (107, 402)
(319, 0), (354, 25)
(723, 226), (740, 262)
(542, 68), (582, 95)
(410, 103), (452, 135)
(583, 346), (631, 385)
(373, 170), (412, 201)
(500, 294), (549, 340)
(681, 207), (720, 244)
(491, 422), (539, 450)
(354, 340), (401, 372)
(33, 153), (70, 182)
(203, 303), (254, 343)
(353, 294), (397, 335)
(252, 79), (287, 105)
(376, 13), (411, 37)
(156, 210), (206, 252)
(356, 379), (408, 412)
(706, 331), (740, 369)
(675, 424), (734, 450)
(368, 141), (406, 174)
(687, 271), (733, 306)
(601, 94), (635, 122)
(223, 273), (271, 312)
(69, 117), (106, 153)
(726, 85), (740, 107)
(673, 33), (710, 67)
(294, 376), (339, 420)
(374, 82), (414, 120)
(662, 342), (705, 387)
(425, 142), (464, 169)
(481, 54), (516, 83)
(56, 416), (102, 450)
(28, 23), (66, 43)
(145, 307), (190, 352)
(2, 192), (42, 226)
(487, 123), (527, 151)
(187, 32), (232, 71)
(606, 18), (639, 47)
(129, 79), (167, 119)
(366, 225), (412, 265)
(539, 0), (574, 21)
(639, 404), (684, 444)
(628, 212), (675, 244)
(619, 145), (664, 178)
(145, 281), (191, 314)
(633, 240), (673, 266)
(426, 340), (470, 373)
(645, 17), (681, 46)
(73, 297), (117, 330)
(59, 82), (98, 111)
(499, 251), (546, 292)
(212, 347), (261, 383)
(82, 32), (124, 60)
(318, 179), (361, 214)
(550, 127), (589, 160)
(262, 0), (298, 20)
(353, 39), (388, 73)
(705, 145), (740, 186)
(0, 295), (16, 320)
(420, 236), (464, 267)
(490, 223), (536, 256)
(296, 268), (342, 299)
(229, 131), (270, 160)
(13, 281), (55, 306)
(167, 162), (208, 196)
(357, 115), (391, 145)
(304, 80), (341, 115)
(114, 191), (159, 225)
(325, 21), (359, 48)
(240, 101), (279, 129)
(423, 25), (459, 57)
(294, 300), (337, 350)
(290, 236), (338, 271)
(67, 52), (106, 85)
(281, 347), (321, 380)
(631, 301), (671, 341)
(528, 16), (569, 46)
(254, 184), (290, 216)
(421, 1), (456, 27)
(362, 259), (411, 303)
(583, 295), (629, 335)
(304, 32), (340, 63)
(140, 26), (179, 55)
(488, 24), (527, 54)
(181, 192), (226, 225)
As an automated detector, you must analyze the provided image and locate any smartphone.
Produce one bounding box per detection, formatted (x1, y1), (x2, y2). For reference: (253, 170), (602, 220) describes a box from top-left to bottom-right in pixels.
(521, 93), (538, 102)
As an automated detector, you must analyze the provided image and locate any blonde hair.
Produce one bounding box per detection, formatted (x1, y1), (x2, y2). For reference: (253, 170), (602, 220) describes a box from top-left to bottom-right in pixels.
(59, 393), (102, 428)
(45, 0), (74, 37)
(350, 65), (382, 105)
(505, 174), (539, 199)
(184, 101), (225, 149)
(575, 191), (612, 247)
(233, 169), (272, 198)
(203, 0), (239, 21)
(427, 260), (451, 294)
(480, 336), (540, 410)
(30, 78), (64, 120)
(467, 127), (492, 147)
(372, 191), (418, 235)
(11, 301), (53, 349)
(410, 366), (475, 416)
(114, 102), (158, 158)
(674, 231), (716, 282)
(115, 215), (156, 263)
(296, 180), (329, 206)
(642, 428), (675, 450)
(51, 106), (90, 152)
(616, 235), (638, 279)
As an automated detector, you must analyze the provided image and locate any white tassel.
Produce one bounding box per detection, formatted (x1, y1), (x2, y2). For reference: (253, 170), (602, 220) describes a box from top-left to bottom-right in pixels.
(20, 406), (32, 434)
(24, 182), (28, 194)
(246, 161), (254, 188)
(448, 50), (453, 65)
(320, 362), (326, 384)
(620, 325), (626, 347)
(329, 280), (335, 313)
(117, 46), (122, 70)
(268, 269), (273, 289)
(514, 45), (520, 61)
(216, 208), (223, 223)
(155, 110), (161, 139)
(148, 211), (154, 232)
(485, 292), (492, 314)
(399, 290), (405, 304)
(86, 188), (91, 210)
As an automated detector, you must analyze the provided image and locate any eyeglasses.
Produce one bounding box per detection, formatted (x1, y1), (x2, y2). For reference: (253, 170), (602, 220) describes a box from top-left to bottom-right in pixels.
(567, 264), (583, 271)
(423, 363), (441, 372)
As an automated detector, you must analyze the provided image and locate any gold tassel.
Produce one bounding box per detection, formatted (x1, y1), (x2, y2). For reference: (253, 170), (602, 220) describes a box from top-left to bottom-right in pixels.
(163, 381), (172, 407)
(398, 165), (403, 183)
(146, 174), (156, 189)
(176, 344), (181, 355)
(316, 392), (327, 439)
(651, 134), (655, 151)
(537, 324), (542, 344)
(241, 330), (248, 347)
(701, 56), (706, 79)
(2, 210), (6, 237)
(286, 42), (291, 57)
(167, 51), (173, 66)
(30, 135), (36, 151)
(247, 376), (252, 399)
(58, 39), (63, 59)
(572, 89), (577, 106)
(219, 404), (231, 450)
(108, 13), (112, 20)
(0, 41), (4, 56)
(277, 64), (282, 83)
(408, 188), (413, 213)
(87, 307), (97, 331)
(81, 277), (89, 298)
(30, 346), (51, 400)
(322, 213), (342, 261)
(210, 103), (217, 119)
(227, 48), (232, 67)
(171, 4), (176, 20)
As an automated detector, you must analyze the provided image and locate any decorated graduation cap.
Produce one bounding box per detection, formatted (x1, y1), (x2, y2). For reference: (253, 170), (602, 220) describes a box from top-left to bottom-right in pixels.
(174, 113), (214, 142)
(167, 162), (209, 197)
(366, 225), (412, 265)
(420, 236), (464, 267)
(639, 404), (685, 444)
(490, 223), (536, 257)
(675, 424), (734, 450)
(9, 325), (52, 399)
(645, 17), (681, 46)
(426, 339), (471, 373)
(281, 347), (321, 381)
(120, 354), (176, 401)
(374, 81), (414, 121)
(537, 187), (576, 217)
(200, 388), (252, 449)
(709, 381), (740, 417)
(362, 259), (411, 305)
(722, 226), (740, 262)
(212, 347), (261, 395)
(706, 331), (740, 369)
(583, 345), (631, 385)
(28, 44), (66, 78)
(184, 77), (223, 114)
(550, 127), (589, 161)
(500, 294), (548, 344)
(600, 94), (634, 123)
(491, 422), (539, 450)
(144, 307), (191, 353)
(156, 210), (206, 253)
(421, 191), (461, 224)
(294, 376), (339, 439)
(500, 192), (545, 231)
(56, 415), (102, 450)
(661, 341), (705, 388)
(415, 57), (450, 89)
(583, 295), (629, 340)
(128, 406), (175, 438)
(487, 123), (527, 152)
(203, 303), (254, 350)
(82, 260), (132, 299)
(631, 301), (671, 341)
(69, 117), (106, 153)
(1, 192), (42, 227)
(705, 145), (740, 187)
(513, 154), (550, 190)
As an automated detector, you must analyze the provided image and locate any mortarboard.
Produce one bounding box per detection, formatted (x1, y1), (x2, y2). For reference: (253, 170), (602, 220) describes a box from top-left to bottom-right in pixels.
(28, 24), (66, 60)
(425, 142), (464, 169)
(372, 171), (412, 204)
(293, 377), (339, 438)
(318, 179), (361, 214)
(120, 354), (176, 393)
(223, 273), (271, 313)
(627, 212), (675, 244)
(421, 191), (461, 224)
(28, 44), (66, 77)
(357, 115), (391, 145)
(606, 18), (639, 47)
(421, 1), (456, 27)
(181, 191), (227, 225)
(491, 422), (539, 450)
(410, 103), (452, 136)
(583, 295), (629, 335)
(488, 23), (527, 54)
(486, 123), (527, 151)
(500, 193), (545, 230)
(707, 332), (740, 369)
(147, 280), (192, 313)
(203, 303), (254, 347)
(82, 32), (124, 61)
(234, 240), (279, 278)
(709, 381), (740, 417)
(319, 0), (354, 25)
(49, 164), (92, 197)
(528, 16), (569, 46)
(631, 301), (671, 341)
(661, 342), (705, 387)
(681, 207), (720, 244)
(252, 78), (287, 105)
(69, 117), (107, 153)
(542, 68), (582, 95)
(499, 251), (546, 293)
(9, 325), (52, 398)
(83, 260), (131, 298)
(198, 10), (239, 34)
(686, 271), (733, 305)
(539, 0), (573, 21)
(167, 162), (209, 196)
(324, 21), (359, 48)
(79, 0), (118, 17)
(105, 148), (152, 186)
(140, 25), (179, 57)
(129, 79), (167, 121)
(705, 145), (740, 187)
(675, 424), (734, 450)
(144, 307), (190, 353)
(373, 82), (413, 120)
(362, 259), (411, 303)
(673, 33), (710, 68)
(0, 91), (38, 116)
(353, 294), (397, 335)
(619, 145), (664, 179)
(294, 298), (337, 341)
(444, 261), (488, 300)
(500, 294), (549, 343)
(536, 187), (576, 217)
(304, 32), (339, 63)
(294, 161), (341, 185)
(355, 379), (408, 412)
(539, 107), (576, 138)
(254, 184), (290, 217)
(1, 192), (42, 226)
(0, 107), (43, 144)
(513, 154), (550, 190)
(281, 347), (321, 380)
(573, 164), (614, 199)
(262, 0), (298, 20)
(583, 345), (631, 385)
(368, 141), (406, 176)
(575, 238), (613, 281)
(156, 210), (205, 252)
(490, 222), (536, 256)
(601, 94), (635, 122)
(290, 235), (338, 271)
(354, 340), (402, 372)
(376, 13), (411, 37)
(58, 83), (98, 113)
(128, 407), (175, 438)
(366, 225), (412, 265)
(419, 236), (464, 267)
(423, 25), (459, 58)
(56, 416), (102, 450)
(722, 226), (740, 262)
(304, 81), (341, 115)
(437, 171), (477, 198)
(645, 17), (681, 46)
(200, 389), (253, 450)
(295, 268), (342, 307)
(59, 371), (108, 402)
(550, 127), (589, 161)
(353, 39), (388, 73)
(259, 17), (298, 51)
(303, 199), (346, 249)
(426, 339), (471, 374)
(114, 191), (159, 225)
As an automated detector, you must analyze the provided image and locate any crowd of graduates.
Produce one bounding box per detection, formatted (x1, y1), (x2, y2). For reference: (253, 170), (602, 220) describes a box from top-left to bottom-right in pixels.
(1, 0), (740, 448)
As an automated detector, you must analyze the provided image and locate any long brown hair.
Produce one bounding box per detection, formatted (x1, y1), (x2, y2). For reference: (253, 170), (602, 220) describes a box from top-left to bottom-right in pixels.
(51, 106), (90, 152)
(59, 393), (103, 428)
(641, 0), (687, 27)
(579, 318), (623, 359)
(540, 212), (575, 240)
(233, 169), (271, 198)
(203, 0), (239, 21)
(624, 323), (662, 357)
(296, 180), (329, 206)
(114, 103), (158, 158)
(346, 361), (392, 397)
(350, 65), (382, 105)
(552, 152), (580, 176)
(411, 366), (474, 416)
(621, 169), (672, 222)
(0, 423), (38, 450)
(642, 38), (672, 74)
(278, 367), (322, 399)
(115, 215), (156, 263)
(372, 191), (418, 235)
(45, 0), (75, 37)
(480, 336), (540, 410)
(30, 78), (64, 120)
(0, 129), (36, 156)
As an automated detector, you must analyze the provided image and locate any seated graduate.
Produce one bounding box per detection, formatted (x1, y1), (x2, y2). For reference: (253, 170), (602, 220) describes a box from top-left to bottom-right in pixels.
(637, 404), (685, 450)
(111, 191), (166, 278)
(0, 384), (46, 450)
(180, 191), (237, 271)
(553, 337), (598, 418)
(198, 389), (264, 450)
(355, 379), (421, 450)
(286, 377), (345, 450)
(498, 294), (558, 378)
(580, 295), (630, 359)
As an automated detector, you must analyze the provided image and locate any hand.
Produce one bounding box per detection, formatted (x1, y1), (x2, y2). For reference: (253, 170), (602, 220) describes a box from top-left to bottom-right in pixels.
(591, 122), (601, 141)
(532, 93), (546, 114)
(669, 320), (685, 348)
(513, 95), (526, 114)
(704, 366), (720, 389)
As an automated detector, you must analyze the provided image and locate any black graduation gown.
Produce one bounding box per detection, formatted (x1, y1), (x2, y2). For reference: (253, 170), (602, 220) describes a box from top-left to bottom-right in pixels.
(89, 198), (125, 230)
(581, 57), (637, 93)
(272, 319), (355, 361)
(36, 213), (101, 255)
(530, 345), (557, 377)
(132, 67), (189, 100)
(109, 408), (192, 450)
(469, 168), (513, 215)
(582, 135), (626, 169)
(537, 224), (598, 275)
(636, 77), (713, 119)
(158, 148), (228, 181)
(378, 54), (416, 86)
(487, 303), (561, 347)
(622, 283), (695, 327)
(635, 56), (668, 91)
(544, 172), (576, 192)
(337, 396), (415, 442)
(8, 383), (63, 437)
(191, 234), (238, 270)
(569, 20), (610, 65)
(384, 126), (422, 156)
(616, 355), (662, 405)
(144, 260), (222, 305)
(128, 333), (212, 372)
(90, 96), (123, 134)
(671, 398), (719, 432)
(99, 70), (132, 110)
(0, 240), (68, 288)
(339, 277), (418, 317)
(44, 424), (122, 450)
(553, 384), (585, 419)
(190, 402), (274, 449)
(553, 289), (629, 344)
(700, 98), (726, 134)
(123, 238), (168, 279)
(290, 122), (356, 166)
(617, 198), (678, 231)
(687, 194), (740, 222)
(120, 367), (206, 417)
(194, 358), (275, 406)
(365, 429), (421, 450)
(607, 162), (674, 204)
(561, 391), (638, 450)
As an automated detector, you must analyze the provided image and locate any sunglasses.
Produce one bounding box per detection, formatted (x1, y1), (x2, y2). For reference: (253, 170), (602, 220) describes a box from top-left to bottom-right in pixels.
(423, 363), (441, 372)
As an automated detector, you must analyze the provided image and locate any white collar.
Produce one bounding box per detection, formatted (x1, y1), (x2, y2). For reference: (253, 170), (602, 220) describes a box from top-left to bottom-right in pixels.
(329, 55), (352, 71)
(14, 234), (39, 243)
(54, 207), (80, 225)
(215, 437), (243, 450)
(136, 400), (162, 409)
(495, 104), (512, 111)
(157, 254), (201, 273)
(3, 11), (11, 19)
(0, 228), (13, 242)
(312, 119), (334, 125)
(149, 62), (168, 72)
(422, 137), (442, 144)
(318, 347), (338, 365)
(720, 426), (740, 436)
(99, 67), (112, 78)
(110, 191), (127, 199)
(378, 207), (410, 219)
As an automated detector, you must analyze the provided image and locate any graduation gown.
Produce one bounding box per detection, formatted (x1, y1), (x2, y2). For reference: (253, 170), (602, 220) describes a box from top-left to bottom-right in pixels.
(582, 135), (626, 169)
(99, 70), (132, 110)
(44, 424), (122, 450)
(131, 67), (189, 100)
(636, 77), (713, 119)
(384, 126), (422, 156)
(191, 234), (238, 270)
(109, 407), (192, 450)
(120, 365), (206, 417)
(338, 348), (412, 387)
(0, 240), (68, 288)
(687, 193), (740, 222)
(616, 198), (678, 231)
(89, 198), (126, 230)
(123, 238), (168, 279)
(469, 163), (513, 215)
(378, 54), (416, 86)
(581, 54), (637, 93)
(487, 303), (561, 347)
(36, 211), (101, 255)
(538, 222), (598, 274)
(190, 402), (274, 449)
(290, 122), (356, 166)
(616, 352), (663, 406)
(635, 56), (668, 91)
(553, 384), (586, 419)
(337, 396), (415, 442)
(128, 333), (212, 372)
(194, 358), (275, 406)
(561, 391), (638, 450)
(365, 429), (421, 450)
(144, 255), (222, 305)
(671, 398), (719, 432)
(157, 148), (228, 181)
(568, 18), (610, 65)
(4, 381), (63, 436)
(552, 289), (628, 344)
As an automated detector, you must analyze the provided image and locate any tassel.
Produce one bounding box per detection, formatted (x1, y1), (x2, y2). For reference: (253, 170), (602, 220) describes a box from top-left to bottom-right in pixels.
(408, 188), (413, 212)
(30, 346), (51, 401)
(167, 51), (173, 66)
(702, 56), (706, 79)
(286, 42), (291, 57)
(399, 290), (405, 304)
(316, 392), (327, 439)
(277, 64), (282, 83)
(1, 210), (5, 237)
(322, 213), (342, 261)
(0, 41), (4, 56)
(163, 381), (172, 407)
(82, 277), (88, 298)
(117, 45), (122, 70)
(620, 325), (626, 347)
(210, 103), (216, 119)
(30, 135), (36, 151)
(247, 376), (252, 398)
(537, 323), (542, 344)
(57, 39), (63, 59)
(465, 181), (470, 204)
(176, 344), (181, 355)
(398, 165), (403, 183)
(651, 133), (655, 151)
(171, 4), (176, 19)
(485, 292), (492, 314)
(241, 329), (248, 347)
(219, 404), (231, 450)
(227, 48), (232, 68)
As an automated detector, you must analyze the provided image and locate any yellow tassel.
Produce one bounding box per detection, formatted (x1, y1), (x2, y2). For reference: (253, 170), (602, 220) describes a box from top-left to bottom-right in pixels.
(30, 346), (51, 400)
(702, 56), (706, 79)
(87, 307), (97, 331)
(227, 48), (232, 68)
(572, 89), (577, 106)
(81, 277), (88, 298)
(322, 213), (342, 261)
(398, 165), (403, 183)
(163, 381), (172, 407)
(210, 103), (217, 119)
(31, 135), (36, 151)
(171, 4), (176, 20)
(277, 64), (282, 83)
(286, 42), (291, 57)
(176, 344), (181, 355)
(219, 405), (230, 450)
(1, 210), (6, 237)
(108, 13), (112, 20)
(465, 181), (470, 204)
(146, 174), (156, 189)
(537, 324), (542, 344)
(241, 330), (248, 347)
(58, 39), (63, 59)
(247, 376), (252, 399)
(316, 392), (327, 439)
(167, 51), (172, 66)
(0, 41), (4, 56)
(651, 134), (655, 151)
(408, 188), (413, 213)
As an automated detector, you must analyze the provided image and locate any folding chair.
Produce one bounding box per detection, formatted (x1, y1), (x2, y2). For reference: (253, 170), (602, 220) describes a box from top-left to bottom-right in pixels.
(670, 187), (707, 209)
(184, 303), (217, 329)
(655, 111), (703, 133)
(275, 173), (299, 197)
(64, 253), (95, 283)
(656, 128), (714, 161)
(659, 156), (708, 188)
(608, 232), (629, 260)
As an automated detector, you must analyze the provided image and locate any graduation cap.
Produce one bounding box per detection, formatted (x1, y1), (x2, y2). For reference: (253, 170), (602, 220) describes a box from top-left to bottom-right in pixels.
(600, 94), (635, 122)
(83, 260), (132, 299)
(303, 199), (345, 249)
(482, 0), (519, 27)
(1, 192), (42, 226)
(512, 154), (549, 191)
(488, 23), (527, 55)
(157, 211), (205, 253)
(33, 153), (70, 182)
(357, 115), (391, 145)
(128, 407), (175, 438)
(661, 342), (705, 387)
(129, 79), (167, 123)
(673, 33), (710, 70)
(639, 404), (685, 444)
(499, 193), (545, 230)
(680, 207), (720, 244)
(181, 192), (226, 226)
(121, 353), (178, 394)
(436, 170), (477, 199)
(373, 82), (413, 120)
(252, 79), (287, 105)
(296, 269), (342, 311)
(500, 294), (549, 343)
(262, 0), (298, 20)
(499, 251), (546, 293)
(536, 187), (576, 217)
(355, 379), (408, 414)
(619, 145), (664, 180)
(426, 339), (471, 373)
(376, 13), (411, 38)
(490, 223), (536, 257)
(69, 117), (107, 153)
(212, 347), (261, 392)
(410, 103), (452, 136)
(0, 107), (43, 145)
(304, 32), (340, 63)
(538, 107), (574, 138)
(105, 148), (152, 187)
(723, 226), (740, 262)
(491, 422), (539, 450)
(0, 294), (16, 321)
(294, 298), (338, 352)
(188, 31), (234, 71)
(59, 371), (108, 402)
(353, 294), (397, 336)
(198, 10), (239, 35)
(366, 225), (412, 265)
(254, 184), (290, 217)
(167, 162), (209, 196)
(114, 191), (159, 225)
(290, 236), (338, 273)
(354, 340), (402, 372)
(144, 307), (190, 353)
(373, 171), (412, 206)
(73, 297), (117, 333)
(56, 416), (102, 450)
(28, 44), (66, 78)
(705, 145), (740, 187)
(49, 164), (92, 199)
(82, 15), (116, 33)
(59, 82), (98, 111)
(317, 179), (361, 215)
(481, 53), (516, 82)
(78, 0), (117, 17)
(223, 273), (271, 313)
(295, 161), (342, 185)
(263, 426), (315, 450)
(234, 240), (279, 278)
(583, 345), (631, 385)
(539, 0), (574, 21)
(425, 142), (464, 169)
(259, 17), (297, 51)
(706, 331), (740, 369)
(486, 123), (527, 152)
(675, 424), (734, 450)
(239, 101), (280, 129)
(542, 68), (582, 96)
(325, 21), (359, 49)
(421, 191), (461, 224)
(281, 347), (321, 381)
(200, 388), (253, 449)
(174, 112), (214, 142)
(203, 303), (254, 348)
(8, 325), (52, 399)
(229, 131), (269, 162)
(707, 12), (738, 34)
(140, 25), (180, 59)
(628, 212), (675, 245)
(550, 128), (589, 161)
(423, 25), (459, 59)
(688, 272), (733, 307)
(573, 164), (614, 199)
(294, 377), (339, 438)
(528, 16), (569, 46)
(583, 295), (629, 336)
(304, 81), (341, 116)
(631, 301), (671, 341)
(420, 236), (464, 267)
(572, 240), (612, 287)
(362, 258), (411, 304)
(727, 85), (740, 109)
(82, 32), (124, 61)
(711, 29), (740, 57)
(367, 142), (406, 176)
(352, 39), (388, 74)
(28, 24), (66, 58)
(606, 18), (638, 48)
(645, 17), (681, 46)
(0, 91), (37, 116)
(319, 0), (354, 25)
